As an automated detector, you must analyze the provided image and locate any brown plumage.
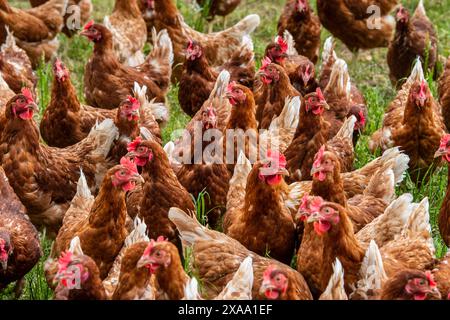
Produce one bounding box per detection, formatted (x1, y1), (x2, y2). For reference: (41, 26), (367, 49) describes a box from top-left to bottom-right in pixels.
(178, 39), (254, 117)
(387, 1), (438, 86)
(125, 138), (195, 255)
(29, 0), (92, 37)
(256, 62), (300, 130)
(380, 269), (441, 300)
(224, 160), (296, 265)
(111, 241), (154, 300)
(298, 199), (435, 297)
(169, 207), (313, 300)
(0, 166), (41, 294)
(139, 0), (259, 81)
(434, 136), (450, 247)
(196, 0), (241, 23)
(432, 253), (450, 299)
(104, 0), (147, 67)
(40, 59), (115, 148)
(317, 0), (397, 52)
(0, 29), (35, 93)
(82, 23), (170, 109)
(277, 0), (321, 63)
(52, 162), (143, 279)
(439, 56), (450, 132)
(136, 240), (188, 300)
(0, 92), (118, 237)
(0, 0), (67, 67)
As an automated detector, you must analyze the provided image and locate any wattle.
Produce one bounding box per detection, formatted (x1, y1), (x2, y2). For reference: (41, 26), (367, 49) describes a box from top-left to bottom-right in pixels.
(19, 109), (34, 120)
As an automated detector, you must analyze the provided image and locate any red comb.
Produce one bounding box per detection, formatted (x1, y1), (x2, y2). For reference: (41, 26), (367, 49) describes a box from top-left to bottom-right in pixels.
(187, 40), (194, 50)
(21, 87), (34, 102)
(126, 96), (140, 110)
(358, 110), (366, 126)
(120, 157), (138, 175)
(315, 87), (325, 101)
(267, 149), (287, 169)
(425, 271), (437, 288)
(440, 134), (450, 149)
(313, 145), (325, 168)
(261, 56), (272, 70)
(57, 251), (73, 271)
(143, 236), (168, 257)
(277, 37), (288, 53)
(127, 136), (142, 152)
(227, 81), (237, 93)
(83, 20), (95, 31)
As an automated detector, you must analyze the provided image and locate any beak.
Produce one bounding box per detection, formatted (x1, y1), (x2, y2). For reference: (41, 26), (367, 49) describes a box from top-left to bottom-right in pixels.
(125, 151), (137, 159)
(319, 100), (330, 110)
(429, 287), (442, 300)
(80, 29), (90, 38)
(0, 260), (7, 271)
(259, 280), (275, 295)
(225, 91), (233, 99)
(310, 166), (321, 176)
(28, 102), (39, 113)
(137, 255), (151, 269)
(434, 149), (447, 158)
(256, 70), (267, 77)
(306, 212), (321, 223)
(417, 95), (427, 108)
(277, 167), (289, 176)
(132, 173), (145, 184)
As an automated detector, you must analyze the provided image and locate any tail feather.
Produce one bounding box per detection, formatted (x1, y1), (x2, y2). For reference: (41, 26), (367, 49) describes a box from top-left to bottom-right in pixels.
(1, 26), (16, 51)
(364, 165), (395, 202)
(320, 258), (348, 300)
(351, 241), (387, 300)
(407, 58), (425, 85)
(227, 152), (252, 211)
(184, 277), (202, 300)
(169, 208), (218, 246)
(124, 216), (150, 247)
(216, 256), (253, 300)
(322, 37), (337, 67)
(76, 168), (92, 200)
(325, 58), (351, 99)
(415, 0), (426, 16)
(228, 14), (260, 36)
(401, 198), (434, 254)
(334, 115), (357, 141)
(87, 119), (119, 158)
(133, 82), (169, 124)
(269, 96), (300, 131)
(210, 70), (230, 100)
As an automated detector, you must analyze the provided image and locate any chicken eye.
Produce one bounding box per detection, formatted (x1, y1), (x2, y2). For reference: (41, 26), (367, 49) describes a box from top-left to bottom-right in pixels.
(419, 279), (426, 285)
(119, 170), (126, 176)
(155, 251), (161, 257)
(18, 98), (25, 104)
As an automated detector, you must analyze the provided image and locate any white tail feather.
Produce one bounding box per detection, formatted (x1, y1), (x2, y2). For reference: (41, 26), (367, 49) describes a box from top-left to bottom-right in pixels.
(76, 168), (92, 199)
(334, 115), (357, 140)
(184, 277), (202, 300)
(69, 236), (84, 255)
(269, 96), (300, 131)
(124, 217), (150, 247)
(320, 258), (348, 300)
(216, 256), (253, 300)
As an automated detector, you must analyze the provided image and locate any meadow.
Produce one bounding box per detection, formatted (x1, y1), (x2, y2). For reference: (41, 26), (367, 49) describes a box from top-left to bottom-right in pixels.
(0, 0), (449, 299)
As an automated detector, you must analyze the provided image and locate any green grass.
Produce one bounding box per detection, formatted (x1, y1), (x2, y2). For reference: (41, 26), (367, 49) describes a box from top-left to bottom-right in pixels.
(1, 0), (449, 300)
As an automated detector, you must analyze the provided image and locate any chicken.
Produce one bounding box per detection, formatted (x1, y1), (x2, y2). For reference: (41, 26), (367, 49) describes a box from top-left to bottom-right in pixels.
(433, 135), (450, 247)
(168, 207), (313, 300)
(0, 166), (41, 296)
(103, 216), (152, 299)
(48, 237), (107, 300)
(135, 237), (189, 300)
(0, 27), (36, 93)
(223, 151), (295, 264)
(40, 59), (115, 147)
(29, 0), (92, 37)
(256, 58), (300, 129)
(175, 105), (230, 229)
(0, 72), (14, 131)
(81, 22), (172, 109)
(285, 147), (409, 214)
(139, 0), (260, 81)
(369, 60), (445, 184)
(51, 159), (144, 279)
(431, 253), (450, 299)
(41, 60), (163, 149)
(178, 37), (254, 117)
(316, 0), (397, 52)
(322, 58), (367, 143)
(285, 89), (355, 182)
(103, 0), (147, 67)
(184, 256), (254, 300)
(319, 259), (348, 300)
(0, 0), (67, 67)
(297, 195), (435, 297)
(380, 269), (441, 300)
(124, 137), (195, 255)
(309, 148), (397, 233)
(439, 56), (450, 132)
(0, 90), (118, 237)
(387, 1), (438, 86)
(263, 33), (314, 92)
(196, 0), (241, 32)
(277, 0), (321, 63)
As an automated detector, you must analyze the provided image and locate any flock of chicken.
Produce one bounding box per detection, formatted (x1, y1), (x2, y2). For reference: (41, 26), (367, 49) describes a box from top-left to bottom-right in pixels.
(0, 0), (450, 300)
